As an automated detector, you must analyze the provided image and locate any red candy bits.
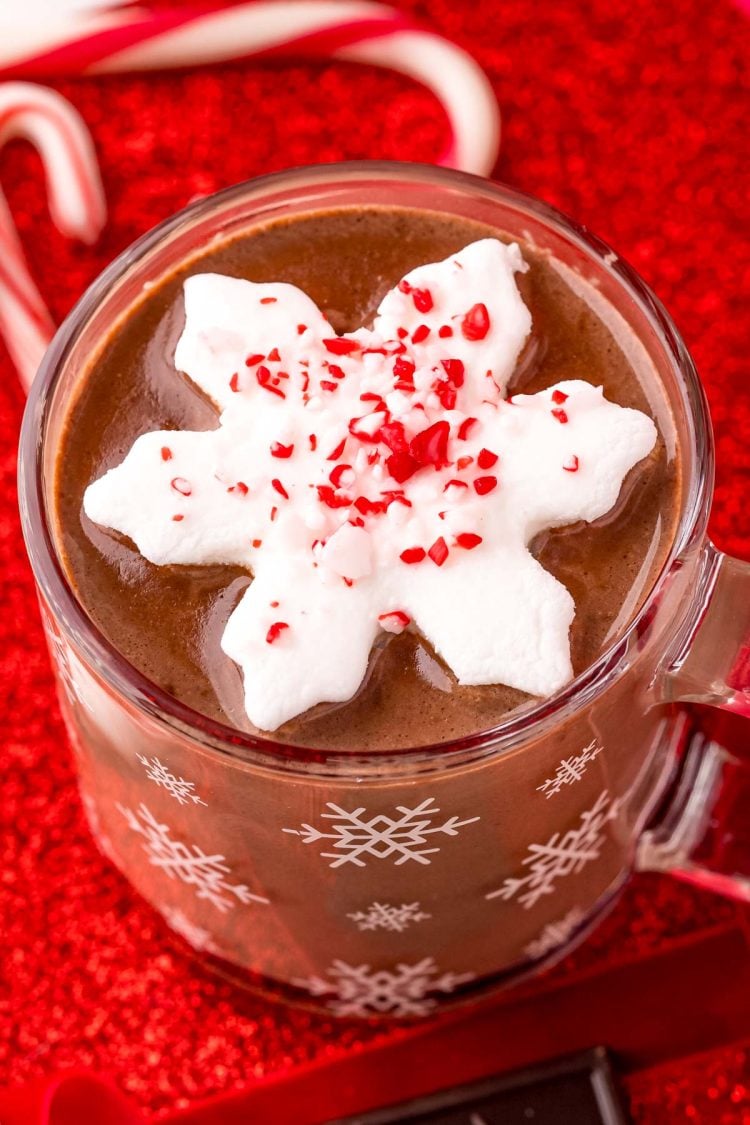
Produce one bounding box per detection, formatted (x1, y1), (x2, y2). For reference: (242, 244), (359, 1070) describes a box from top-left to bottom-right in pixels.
(266, 621), (289, 644)
(473, 476), (497, 495)
(461, 302), (490, 340)
(441, 358), (465, 386)
(409, 420), (450, 468)
(477, 448), (498, 469)
(455, 533), (483, 549)
(328, 464), (352, 488)
(411, 287), (433, 313)
(400, 547), (426, 564)
(323, 338), (359, 355)
(386, 452), (420, 483)
(427, 537), (449, 566)
(457, 417), (478, 441)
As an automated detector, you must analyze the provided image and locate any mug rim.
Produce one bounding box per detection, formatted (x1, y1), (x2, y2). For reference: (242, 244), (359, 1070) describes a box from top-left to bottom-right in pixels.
(18, 160), (713, 774)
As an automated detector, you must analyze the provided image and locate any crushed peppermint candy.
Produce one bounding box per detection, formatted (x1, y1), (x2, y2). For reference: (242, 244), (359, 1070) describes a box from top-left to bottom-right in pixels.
(378, 610), (411, 633)
(473, 475), (497, 495)
(84, 239), (657, 731)
(427, 537), (449, 567)
(461, 302), (491, 340)
(266, 621), (289, 644)
(455, 532), (483, 549)
(400, 547), (427, 564)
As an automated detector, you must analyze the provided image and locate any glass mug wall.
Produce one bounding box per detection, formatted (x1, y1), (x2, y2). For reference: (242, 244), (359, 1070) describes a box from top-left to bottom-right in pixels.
(19, 164), (750, 1020)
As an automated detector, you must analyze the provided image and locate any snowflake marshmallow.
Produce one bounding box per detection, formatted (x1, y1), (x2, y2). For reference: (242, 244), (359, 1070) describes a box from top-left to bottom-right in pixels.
(84, 239), (658, 730)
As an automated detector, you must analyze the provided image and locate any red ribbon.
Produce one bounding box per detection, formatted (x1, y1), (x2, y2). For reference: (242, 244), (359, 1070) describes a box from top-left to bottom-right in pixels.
(0, 1073), (142, 1125)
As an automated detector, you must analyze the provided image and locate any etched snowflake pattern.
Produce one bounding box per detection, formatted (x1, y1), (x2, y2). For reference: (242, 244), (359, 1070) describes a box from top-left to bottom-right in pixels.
(283, 797), (479, 868)
(347, 901), (432, 933)
(536, 739), (603, 798)
(485, 790), (618, 909)
(523, 906), (586, 960)
(137, 754), (207, 807)
(161, 905), (215, 953)
(118, 802), (270, 912)
(294, 957), (475, 1018)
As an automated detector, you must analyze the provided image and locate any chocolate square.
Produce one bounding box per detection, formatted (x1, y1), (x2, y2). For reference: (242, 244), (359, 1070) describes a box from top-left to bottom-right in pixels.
(328, 1047), (630, 1124)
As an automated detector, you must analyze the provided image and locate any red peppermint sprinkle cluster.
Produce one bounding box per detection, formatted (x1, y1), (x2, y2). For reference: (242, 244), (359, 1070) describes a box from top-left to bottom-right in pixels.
(168, 256), (589, 599)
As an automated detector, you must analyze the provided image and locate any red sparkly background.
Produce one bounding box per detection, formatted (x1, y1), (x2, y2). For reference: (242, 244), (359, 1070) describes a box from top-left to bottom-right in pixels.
(1, 0), (749, 1121)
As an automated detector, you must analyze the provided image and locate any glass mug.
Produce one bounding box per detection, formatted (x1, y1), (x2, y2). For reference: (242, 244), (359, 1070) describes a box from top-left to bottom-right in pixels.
(18, 162), (750, 1021)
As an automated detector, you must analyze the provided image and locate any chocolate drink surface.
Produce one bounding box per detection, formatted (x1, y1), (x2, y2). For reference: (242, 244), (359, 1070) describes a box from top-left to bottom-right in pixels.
(53, 207), (680, 750)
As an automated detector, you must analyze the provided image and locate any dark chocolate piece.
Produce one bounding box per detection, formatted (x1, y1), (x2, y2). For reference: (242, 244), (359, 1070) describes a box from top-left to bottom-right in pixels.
(327, 1048), (630, 1125)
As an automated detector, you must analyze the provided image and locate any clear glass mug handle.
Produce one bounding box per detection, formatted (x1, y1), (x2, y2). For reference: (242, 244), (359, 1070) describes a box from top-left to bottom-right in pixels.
(637, 542), (750, 900)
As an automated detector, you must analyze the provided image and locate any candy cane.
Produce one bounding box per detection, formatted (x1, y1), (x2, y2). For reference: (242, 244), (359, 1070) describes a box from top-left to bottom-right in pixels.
(0, 2), (501, 176)
(0, 83), (106, 388)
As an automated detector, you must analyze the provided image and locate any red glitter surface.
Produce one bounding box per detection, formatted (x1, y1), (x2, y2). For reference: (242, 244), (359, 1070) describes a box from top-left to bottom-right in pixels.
(0, 0), (748, 1121)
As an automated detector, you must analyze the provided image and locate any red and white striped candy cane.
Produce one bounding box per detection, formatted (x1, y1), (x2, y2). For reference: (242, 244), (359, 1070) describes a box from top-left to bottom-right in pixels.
(0, 3), (499, 385)
(0, 83), (106, 388)
(0, 2), (501, 176)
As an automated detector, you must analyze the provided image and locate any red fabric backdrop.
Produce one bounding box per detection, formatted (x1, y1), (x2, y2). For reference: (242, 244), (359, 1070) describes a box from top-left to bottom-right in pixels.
(0, 0), (748, 1120)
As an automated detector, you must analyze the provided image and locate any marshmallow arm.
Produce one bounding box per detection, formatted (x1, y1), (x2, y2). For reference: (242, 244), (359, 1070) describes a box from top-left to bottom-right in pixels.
(501, 381), (658, 540)
(83, 429), (262, 567)
(373, 239), (531, 394)
(174, 273), (330, 411)
(401, 546), (575, 697)
(222, 560), (379, 731)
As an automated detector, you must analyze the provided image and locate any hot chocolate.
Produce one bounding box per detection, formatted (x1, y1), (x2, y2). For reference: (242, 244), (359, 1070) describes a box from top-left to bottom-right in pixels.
(53, 206), (680, 749)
